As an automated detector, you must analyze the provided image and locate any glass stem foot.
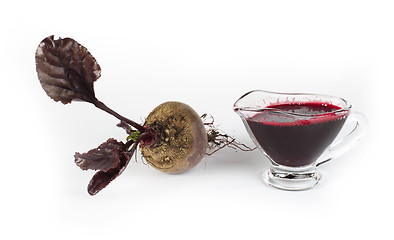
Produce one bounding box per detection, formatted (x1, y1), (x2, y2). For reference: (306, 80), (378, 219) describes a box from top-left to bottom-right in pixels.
(262, 165), (321, 191)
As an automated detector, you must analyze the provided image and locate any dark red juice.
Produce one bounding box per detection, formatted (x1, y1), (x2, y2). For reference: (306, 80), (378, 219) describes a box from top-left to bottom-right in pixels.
(246, 102), (348, 167)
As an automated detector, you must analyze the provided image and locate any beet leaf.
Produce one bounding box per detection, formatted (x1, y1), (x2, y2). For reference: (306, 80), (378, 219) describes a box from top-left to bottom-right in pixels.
(74, 138), (129, 171)
(35, 35), (146, 132)
(88, 168), (124, 196)
(35, 35), (101, 104)
(74, 138), (133, 196)
(85, 133), (151, 195)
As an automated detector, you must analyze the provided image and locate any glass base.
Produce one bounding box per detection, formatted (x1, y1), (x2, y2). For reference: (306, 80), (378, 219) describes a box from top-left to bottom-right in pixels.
(262, 165), (321, 191)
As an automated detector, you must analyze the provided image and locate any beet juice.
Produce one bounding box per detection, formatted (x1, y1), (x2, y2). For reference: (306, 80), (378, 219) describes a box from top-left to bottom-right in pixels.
(246, 102), (348, 167)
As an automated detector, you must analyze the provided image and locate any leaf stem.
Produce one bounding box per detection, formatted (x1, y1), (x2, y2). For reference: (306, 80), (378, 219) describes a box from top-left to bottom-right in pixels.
(92, 99), (146, 132)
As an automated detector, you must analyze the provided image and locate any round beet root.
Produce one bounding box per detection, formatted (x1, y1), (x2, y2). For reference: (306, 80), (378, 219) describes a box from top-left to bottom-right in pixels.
(140, 101), (208, 174)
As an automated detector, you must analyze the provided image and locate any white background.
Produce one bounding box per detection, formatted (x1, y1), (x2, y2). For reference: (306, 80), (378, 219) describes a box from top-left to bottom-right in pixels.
(1, 0), (393, 239)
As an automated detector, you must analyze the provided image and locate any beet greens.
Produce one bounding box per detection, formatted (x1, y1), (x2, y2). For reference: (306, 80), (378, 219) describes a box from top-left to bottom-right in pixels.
(36, 35), (155, 195)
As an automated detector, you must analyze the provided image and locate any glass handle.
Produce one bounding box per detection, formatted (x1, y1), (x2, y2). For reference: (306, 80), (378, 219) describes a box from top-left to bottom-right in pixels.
(316, 111), (368, 167)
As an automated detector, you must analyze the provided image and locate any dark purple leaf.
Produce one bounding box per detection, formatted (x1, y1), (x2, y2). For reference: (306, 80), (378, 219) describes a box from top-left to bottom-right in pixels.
(87, 136), (143, 195)
(88, 168), (122, 196)
(87, 154), (132, 196)
(35, 35), (101, 104)
(74, 138), (128, 171)
(116, 121), (133, 134)
(75, 138), (136, 196)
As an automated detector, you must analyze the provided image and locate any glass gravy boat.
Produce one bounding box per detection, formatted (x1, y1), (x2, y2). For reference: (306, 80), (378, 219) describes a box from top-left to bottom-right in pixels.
(234, 90), (367, 191)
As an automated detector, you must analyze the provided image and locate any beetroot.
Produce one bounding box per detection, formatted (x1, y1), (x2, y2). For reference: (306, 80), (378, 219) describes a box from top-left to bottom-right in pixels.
(141, 101), (208, 174)
(35, 35), (253, 195)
